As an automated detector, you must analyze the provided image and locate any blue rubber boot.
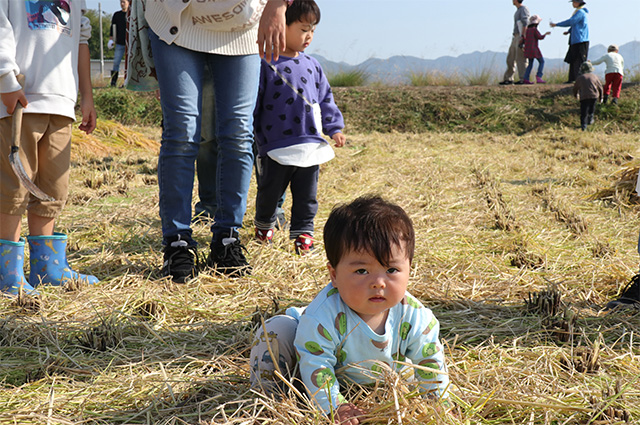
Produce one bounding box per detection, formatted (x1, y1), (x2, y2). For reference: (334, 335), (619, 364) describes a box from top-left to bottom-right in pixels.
(0, 238), (38, 296)
(28, 232), (99, 287)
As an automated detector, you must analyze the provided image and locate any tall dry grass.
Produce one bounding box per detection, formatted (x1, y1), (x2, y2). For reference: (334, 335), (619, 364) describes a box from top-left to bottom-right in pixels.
(327, 69), (368, 87)
(1, 114), (639, 424)
(409, 70), (462, 87)
(540, 67), (568, 84)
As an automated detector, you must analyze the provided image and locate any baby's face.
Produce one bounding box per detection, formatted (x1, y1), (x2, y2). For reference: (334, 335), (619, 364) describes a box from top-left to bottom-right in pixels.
(329, 244), (410, 324)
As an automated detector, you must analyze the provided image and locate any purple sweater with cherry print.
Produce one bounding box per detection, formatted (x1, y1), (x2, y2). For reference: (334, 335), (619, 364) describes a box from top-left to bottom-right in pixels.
(253, 53), (344, 157)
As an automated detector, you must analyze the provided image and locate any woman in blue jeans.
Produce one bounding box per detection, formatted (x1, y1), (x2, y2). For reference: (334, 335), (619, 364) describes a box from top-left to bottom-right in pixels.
(141, 0), (292, 282)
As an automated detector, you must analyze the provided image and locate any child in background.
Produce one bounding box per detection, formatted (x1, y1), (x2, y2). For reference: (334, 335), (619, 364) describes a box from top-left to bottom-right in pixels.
(253, 0), (346, 255)
(0, 0), (98, 295)
(522, 15), (551, 84)
(250, 195), (450, 423)
(590, 44), (624, 105)
(572, 62), (603, 131)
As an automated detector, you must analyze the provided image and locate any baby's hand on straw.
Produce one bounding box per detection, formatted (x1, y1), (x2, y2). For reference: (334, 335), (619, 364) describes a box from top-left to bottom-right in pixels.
(335, 403), (366, 424)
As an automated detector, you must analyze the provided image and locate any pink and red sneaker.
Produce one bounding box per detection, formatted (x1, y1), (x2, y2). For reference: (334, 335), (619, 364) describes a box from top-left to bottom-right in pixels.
(255, 228), (274, 243)
(294, 234), (314, 255)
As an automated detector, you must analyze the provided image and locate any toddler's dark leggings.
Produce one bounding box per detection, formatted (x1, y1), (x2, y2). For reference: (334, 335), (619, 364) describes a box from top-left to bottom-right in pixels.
(580, 99), (597, 130)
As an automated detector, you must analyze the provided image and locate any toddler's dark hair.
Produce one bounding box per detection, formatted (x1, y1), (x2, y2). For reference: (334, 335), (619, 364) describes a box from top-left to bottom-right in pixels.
(286, 0), (320, 26)
(324, 195), (415, 267)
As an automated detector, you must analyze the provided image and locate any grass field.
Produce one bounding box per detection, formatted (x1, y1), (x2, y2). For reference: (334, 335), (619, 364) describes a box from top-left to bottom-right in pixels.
(1, 84), (639, 424)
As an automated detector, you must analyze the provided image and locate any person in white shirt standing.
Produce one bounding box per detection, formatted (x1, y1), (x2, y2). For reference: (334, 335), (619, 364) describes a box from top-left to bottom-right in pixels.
(0, 0), (98, 295)
(590, 44), (624, 105)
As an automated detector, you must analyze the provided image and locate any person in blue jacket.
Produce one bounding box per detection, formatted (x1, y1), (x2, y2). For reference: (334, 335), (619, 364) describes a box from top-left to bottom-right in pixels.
(551, 0), (589, 83)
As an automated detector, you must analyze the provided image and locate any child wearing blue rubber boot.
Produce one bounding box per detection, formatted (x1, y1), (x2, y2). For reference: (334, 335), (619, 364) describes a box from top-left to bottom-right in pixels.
(0, 0), (98, 295)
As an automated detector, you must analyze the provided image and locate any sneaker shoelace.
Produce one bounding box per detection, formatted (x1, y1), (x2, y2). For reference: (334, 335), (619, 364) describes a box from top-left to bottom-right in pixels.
(221, 239), (249, 266)
(166, 243), (199, 273)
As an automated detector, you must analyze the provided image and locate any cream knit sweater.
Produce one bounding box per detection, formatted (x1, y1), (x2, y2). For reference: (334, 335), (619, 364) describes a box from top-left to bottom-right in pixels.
(145, 0), (267, 55)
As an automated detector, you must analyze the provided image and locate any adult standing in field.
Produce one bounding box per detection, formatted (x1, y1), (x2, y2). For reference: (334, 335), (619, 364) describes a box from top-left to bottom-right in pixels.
(500, 0), (530, 85)
(607, 173), (640, 310)
(107, 0), (129, 87)
(550, 0), (589, 84)
(140, 0), (292, 283)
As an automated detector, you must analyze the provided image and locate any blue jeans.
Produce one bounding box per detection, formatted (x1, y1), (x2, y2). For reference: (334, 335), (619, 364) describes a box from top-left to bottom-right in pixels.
(194, 67), (218, 219)
(149, 30), (258, 245)
(112, 43), (125, 72)
(195, 71), (285, 224)
(523, 57), (545, 81)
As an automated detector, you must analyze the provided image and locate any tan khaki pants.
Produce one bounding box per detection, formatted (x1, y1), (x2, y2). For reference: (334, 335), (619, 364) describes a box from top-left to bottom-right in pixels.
(0, 113), (72, 217)
(503, 34), (529, 82)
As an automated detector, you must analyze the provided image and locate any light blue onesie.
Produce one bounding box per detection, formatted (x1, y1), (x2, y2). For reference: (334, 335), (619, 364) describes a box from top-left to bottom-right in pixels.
(250, 283), (449, 414)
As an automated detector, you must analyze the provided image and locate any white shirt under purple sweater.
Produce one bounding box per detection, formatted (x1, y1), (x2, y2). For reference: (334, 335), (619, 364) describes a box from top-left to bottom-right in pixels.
(254, 53), (344, 158)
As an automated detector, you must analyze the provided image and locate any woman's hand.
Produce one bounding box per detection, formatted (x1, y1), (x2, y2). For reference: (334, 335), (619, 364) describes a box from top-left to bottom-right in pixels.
(257, 0), (288, 62)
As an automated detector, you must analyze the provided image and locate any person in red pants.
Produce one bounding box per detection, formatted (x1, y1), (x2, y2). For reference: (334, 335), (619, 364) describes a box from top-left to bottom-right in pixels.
(591, 44), (624, 105)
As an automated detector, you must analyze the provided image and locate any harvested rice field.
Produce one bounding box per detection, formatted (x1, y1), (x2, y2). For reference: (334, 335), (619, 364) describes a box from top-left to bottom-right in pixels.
(1, 110), (640, 424)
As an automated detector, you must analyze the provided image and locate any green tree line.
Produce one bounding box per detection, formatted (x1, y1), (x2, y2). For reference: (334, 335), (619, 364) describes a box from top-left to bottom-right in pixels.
(85, 8), (114, 60)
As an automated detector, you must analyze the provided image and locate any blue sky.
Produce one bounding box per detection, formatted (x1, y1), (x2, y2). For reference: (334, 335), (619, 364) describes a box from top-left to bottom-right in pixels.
(87, 0), (640, 65)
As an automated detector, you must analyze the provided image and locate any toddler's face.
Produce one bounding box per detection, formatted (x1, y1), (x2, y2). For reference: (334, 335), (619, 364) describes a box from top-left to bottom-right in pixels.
(329, 244), (410, 325)
(285, 19), (316, 54)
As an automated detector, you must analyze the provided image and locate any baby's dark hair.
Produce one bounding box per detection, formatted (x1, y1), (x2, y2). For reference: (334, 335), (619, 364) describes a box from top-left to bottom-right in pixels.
(323, 195), (415, 268)
(286, 0), (320, 26)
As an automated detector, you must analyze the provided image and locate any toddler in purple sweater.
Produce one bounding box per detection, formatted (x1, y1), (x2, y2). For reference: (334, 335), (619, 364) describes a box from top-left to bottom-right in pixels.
(253, 0), (345, 254)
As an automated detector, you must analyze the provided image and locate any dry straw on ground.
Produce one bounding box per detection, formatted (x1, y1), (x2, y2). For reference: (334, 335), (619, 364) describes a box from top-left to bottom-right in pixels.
(1, 121), (639, 424)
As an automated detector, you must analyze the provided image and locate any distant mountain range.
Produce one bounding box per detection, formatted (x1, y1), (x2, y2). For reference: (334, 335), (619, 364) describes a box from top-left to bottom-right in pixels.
(313, 41), (640, 84)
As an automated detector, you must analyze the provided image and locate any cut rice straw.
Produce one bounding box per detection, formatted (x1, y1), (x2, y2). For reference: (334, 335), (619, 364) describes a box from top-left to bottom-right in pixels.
(1, 123), (640, 424)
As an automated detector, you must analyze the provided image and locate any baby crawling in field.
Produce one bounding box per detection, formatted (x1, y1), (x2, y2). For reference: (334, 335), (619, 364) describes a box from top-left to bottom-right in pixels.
(250, 195), (450, 423)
